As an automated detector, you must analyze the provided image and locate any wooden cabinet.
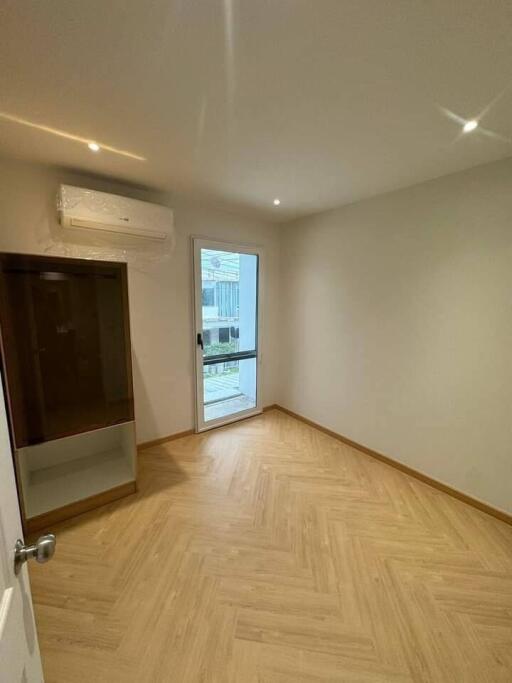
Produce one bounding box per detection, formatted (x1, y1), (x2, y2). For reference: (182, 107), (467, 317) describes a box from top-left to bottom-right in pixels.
(0, 253), (137, 531)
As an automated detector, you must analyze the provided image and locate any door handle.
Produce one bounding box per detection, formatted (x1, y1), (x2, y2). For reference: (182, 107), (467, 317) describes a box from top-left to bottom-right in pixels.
(14, 533), (56, 574)
(197, 333), (204, 350)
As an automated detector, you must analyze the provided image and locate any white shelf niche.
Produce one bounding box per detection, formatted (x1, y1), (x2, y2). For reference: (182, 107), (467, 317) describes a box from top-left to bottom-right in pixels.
(16, 421), (136, 520)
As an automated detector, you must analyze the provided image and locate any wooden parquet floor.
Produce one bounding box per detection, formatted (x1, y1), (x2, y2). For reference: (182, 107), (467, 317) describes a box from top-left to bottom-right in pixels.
(29, 409), (512, 682)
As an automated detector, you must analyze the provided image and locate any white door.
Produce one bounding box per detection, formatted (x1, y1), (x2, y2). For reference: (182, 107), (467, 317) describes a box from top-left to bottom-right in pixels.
(0, 368), (45, 683)
(193, 239), (262, 431)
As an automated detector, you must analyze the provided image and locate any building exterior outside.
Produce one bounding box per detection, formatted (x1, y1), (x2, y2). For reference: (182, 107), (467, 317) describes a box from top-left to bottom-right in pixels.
(200, 249), (257, 419)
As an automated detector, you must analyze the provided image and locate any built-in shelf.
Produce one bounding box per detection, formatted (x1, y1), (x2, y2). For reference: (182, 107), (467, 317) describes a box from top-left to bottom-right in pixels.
(16, 421), (136, 522)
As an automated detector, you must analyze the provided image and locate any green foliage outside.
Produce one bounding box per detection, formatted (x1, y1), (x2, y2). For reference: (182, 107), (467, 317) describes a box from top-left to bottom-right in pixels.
(204, 341), (238, 356)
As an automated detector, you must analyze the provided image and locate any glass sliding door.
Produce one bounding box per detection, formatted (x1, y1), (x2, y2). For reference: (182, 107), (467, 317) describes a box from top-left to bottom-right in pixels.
(193, 239), (261, 431)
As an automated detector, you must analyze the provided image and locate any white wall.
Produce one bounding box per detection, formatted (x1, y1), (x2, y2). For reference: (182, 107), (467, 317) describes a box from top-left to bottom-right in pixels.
(0, 157), (280, 443)
(279, 158), (512, 514)
(2, 154), (510, 514)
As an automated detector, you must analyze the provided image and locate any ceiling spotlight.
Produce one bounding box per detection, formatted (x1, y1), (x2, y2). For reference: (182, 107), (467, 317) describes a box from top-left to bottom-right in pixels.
(88, 142), (100, 152)
(273, 198), (281, 206)
(463, 120), (478, 133)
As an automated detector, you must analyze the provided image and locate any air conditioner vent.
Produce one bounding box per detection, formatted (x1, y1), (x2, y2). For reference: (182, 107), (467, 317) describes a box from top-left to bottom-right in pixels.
(58, 185), (173, 241)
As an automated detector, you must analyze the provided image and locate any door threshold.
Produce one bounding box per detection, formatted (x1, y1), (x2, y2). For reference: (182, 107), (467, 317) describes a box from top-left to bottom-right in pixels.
(196, 408), (263, 433)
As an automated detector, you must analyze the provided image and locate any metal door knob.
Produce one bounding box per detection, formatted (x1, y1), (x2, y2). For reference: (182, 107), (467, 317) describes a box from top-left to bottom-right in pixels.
(14, 533), (56, 574)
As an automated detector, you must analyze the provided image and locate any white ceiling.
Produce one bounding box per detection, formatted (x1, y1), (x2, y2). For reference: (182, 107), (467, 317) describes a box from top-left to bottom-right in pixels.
(1, 0), (511, 222)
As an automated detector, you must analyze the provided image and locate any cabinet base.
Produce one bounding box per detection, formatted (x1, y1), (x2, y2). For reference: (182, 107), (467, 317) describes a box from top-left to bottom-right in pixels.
(25, 481), (137, 534)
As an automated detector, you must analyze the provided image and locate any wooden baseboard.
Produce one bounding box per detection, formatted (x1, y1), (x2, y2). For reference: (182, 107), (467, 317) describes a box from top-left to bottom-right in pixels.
(138, 429), (194, 450)
(272, 405), (512, 526)
(25, 481), (137, 533)
(138, 405), (278, 450)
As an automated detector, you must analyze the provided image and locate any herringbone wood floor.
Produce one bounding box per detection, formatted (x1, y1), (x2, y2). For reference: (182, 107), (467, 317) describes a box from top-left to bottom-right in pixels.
(29, 409), (512, 682)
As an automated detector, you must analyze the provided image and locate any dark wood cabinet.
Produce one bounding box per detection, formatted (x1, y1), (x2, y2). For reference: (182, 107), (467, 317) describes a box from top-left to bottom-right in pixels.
(0, 253), (136, 531)
(0, 253), (134, 447)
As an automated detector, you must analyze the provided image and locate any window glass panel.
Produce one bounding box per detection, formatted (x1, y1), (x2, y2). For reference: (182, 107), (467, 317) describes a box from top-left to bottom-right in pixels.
(200, 249), (257, 357)
(202, 287), (214, 306)
(203, 357), (256, 422)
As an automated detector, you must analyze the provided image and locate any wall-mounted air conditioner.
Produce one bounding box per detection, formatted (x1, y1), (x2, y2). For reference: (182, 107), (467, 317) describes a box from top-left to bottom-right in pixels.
(58, 185), (173, 240)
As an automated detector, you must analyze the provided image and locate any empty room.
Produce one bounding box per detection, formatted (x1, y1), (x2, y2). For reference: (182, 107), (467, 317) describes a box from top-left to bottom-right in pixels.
(0, 2), (511, 682)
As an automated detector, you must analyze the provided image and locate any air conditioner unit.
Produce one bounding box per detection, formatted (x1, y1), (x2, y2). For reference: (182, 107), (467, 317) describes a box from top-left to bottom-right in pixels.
(58, 185), (173, 241)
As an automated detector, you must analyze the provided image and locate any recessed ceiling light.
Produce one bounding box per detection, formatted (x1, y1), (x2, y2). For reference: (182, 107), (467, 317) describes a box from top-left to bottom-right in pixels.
(88, 142), (100, 152)
(273, 198), (281, 206)
(463, 120), (478, 133)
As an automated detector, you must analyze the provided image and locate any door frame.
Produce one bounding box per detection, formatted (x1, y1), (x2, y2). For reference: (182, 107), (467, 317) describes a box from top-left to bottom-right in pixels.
(192, 237), (264, 432)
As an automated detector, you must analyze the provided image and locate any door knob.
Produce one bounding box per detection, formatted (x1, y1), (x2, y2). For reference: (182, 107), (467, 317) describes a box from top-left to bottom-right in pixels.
(14, 533), (56, 574)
